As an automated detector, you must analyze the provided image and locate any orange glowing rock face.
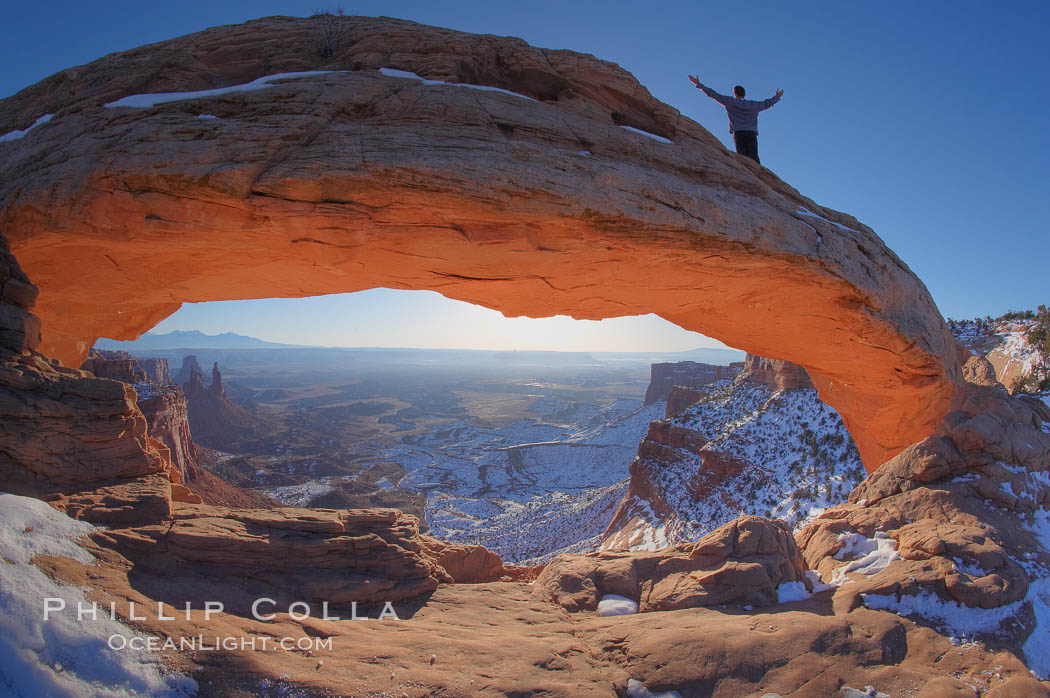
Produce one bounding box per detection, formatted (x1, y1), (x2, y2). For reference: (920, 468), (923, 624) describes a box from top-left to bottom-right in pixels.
(0, 16), (962, 471)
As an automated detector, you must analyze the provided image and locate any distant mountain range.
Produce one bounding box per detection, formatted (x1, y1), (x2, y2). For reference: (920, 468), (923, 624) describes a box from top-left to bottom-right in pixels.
(94, 331), (746, 365)
(95, 330), (303, 350)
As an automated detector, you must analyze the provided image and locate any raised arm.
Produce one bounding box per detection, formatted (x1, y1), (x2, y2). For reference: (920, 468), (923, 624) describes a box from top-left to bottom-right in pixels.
(759, 89), (785, 111)
(688, 75), (731, 106)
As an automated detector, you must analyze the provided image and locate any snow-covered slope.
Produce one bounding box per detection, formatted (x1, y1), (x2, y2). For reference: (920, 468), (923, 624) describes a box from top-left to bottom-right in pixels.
(427, 480), (629, 564)
(0, 493), (196, 697)
(950, 313), (1049, 393)
(389, 400), (665, 563)
(387, 400), (664, 500)
(603, 377), (865, 551)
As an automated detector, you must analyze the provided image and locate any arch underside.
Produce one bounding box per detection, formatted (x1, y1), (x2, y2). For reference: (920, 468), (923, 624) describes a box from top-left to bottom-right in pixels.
(0, 33), (961, 472)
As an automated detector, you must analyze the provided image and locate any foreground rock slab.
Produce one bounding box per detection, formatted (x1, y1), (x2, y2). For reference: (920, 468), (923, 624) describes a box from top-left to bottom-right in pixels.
(39, 552), (1049, 697)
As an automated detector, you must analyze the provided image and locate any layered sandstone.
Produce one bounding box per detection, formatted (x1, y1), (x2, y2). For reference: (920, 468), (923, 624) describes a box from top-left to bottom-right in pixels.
(138, 386), (199, 476)
(116, 505), (455, 603)
(80, 348), (147, 382)
(665, 384), (707, 419)
(42, 542), (1050, 697)
(78, 347), (202, 482)
(606, 355), (842, 548)
(643, 361), (738, 405)
(0, 16), (964, 469)
(139, 356), (171, 384)
(0, 351), (165, 487)
(2, 16), (1048, 693)
(740, 353), (814, 390)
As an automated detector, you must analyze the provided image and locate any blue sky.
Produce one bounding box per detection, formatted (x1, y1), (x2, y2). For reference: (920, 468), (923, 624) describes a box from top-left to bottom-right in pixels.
(2, 1), (1047, 350)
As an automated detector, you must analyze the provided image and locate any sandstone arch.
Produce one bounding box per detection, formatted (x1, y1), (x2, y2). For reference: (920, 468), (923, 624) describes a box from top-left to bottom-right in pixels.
(0, 16), (963, 471)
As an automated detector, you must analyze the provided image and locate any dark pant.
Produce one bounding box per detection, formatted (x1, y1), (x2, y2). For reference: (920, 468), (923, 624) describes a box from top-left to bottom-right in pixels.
(733, 130), (760, 164)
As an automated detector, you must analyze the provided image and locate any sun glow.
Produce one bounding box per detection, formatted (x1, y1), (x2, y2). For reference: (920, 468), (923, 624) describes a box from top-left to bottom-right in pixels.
(149, 288), (730, 353)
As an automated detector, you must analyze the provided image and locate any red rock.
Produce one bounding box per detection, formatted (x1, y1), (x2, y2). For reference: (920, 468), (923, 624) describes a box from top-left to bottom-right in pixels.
(179, 453), (278, 509)
(422, 539), (506, 583)
(57, 472), (173, 524)
(639, 421), (709, 459)
(2, 16), (1049, 691)
(0, 350), (166, 487)
(0, 235), (40, 354)
(602, 455), (673, 550)
(99, 503), (476, 604)
(0, 16), (965, 470)
(535, 516), (806, 612)
(740, 353), (814, 390)
(665, 385), (707, 419)
(138, 386), (199, 477)
(138, 357), (171, 385)
(692, 450), (749, 498)
(644, 362), (738, 405)
(80, 348), (147, 382)
(170, 482), (203, 504)
(173, 355), (204, 386)
(988, 677), (1050, 697)
(182, 361), (270, 450)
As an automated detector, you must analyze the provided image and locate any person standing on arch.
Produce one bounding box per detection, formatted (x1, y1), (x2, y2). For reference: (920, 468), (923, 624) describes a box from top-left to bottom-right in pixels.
(688, 76), (783, 165)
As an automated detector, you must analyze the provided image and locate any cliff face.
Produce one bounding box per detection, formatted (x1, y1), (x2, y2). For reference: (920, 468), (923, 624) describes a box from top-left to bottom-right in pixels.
(643, 361), (740, 405)
(80, 348), (147, 382)
(78, 348), (200, 485)
(604, 355), (865, 550)
(78, 345), (268, 502)
(0, 238), (172, 524)
(0, 15), (966, 470)
(137, 386), (199, 476)
(740, 354), (813, 390)
(0, 352), (166, 488)
(138, 357), (171, 385)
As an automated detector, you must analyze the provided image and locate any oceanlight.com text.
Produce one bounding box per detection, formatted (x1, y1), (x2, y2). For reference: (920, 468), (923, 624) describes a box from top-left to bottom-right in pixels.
(108, 634), (334, 652)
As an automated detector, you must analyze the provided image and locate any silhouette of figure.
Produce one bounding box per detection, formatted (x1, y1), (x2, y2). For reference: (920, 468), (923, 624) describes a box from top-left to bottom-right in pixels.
(688, 76), (783, 165)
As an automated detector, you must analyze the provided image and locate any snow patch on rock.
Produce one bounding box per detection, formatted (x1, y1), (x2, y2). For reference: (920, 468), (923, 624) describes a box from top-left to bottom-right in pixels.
(379, 67), (535, 101)
(776, 581), (810, 603)
(105, 71), (349, 108)
(830, 531), (900, 586)
(619, 125), (673, 144)
(0, 493), (197, 697)
(0, 113), (54, 143)
(795, 207), (858, 232)
(598, 594), (639, 616)
(626, 678), (682, 698)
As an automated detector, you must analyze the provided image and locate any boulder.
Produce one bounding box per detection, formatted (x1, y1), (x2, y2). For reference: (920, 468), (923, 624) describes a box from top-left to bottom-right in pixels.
(535, 516), (806, 612)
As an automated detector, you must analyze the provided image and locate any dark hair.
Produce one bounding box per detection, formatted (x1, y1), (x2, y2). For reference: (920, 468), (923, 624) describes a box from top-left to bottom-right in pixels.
(733, 85), (746, 97)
